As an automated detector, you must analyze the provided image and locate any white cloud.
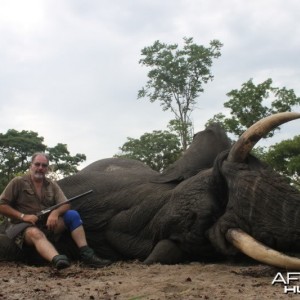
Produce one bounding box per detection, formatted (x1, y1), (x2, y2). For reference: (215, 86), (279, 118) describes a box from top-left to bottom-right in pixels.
(1, 0), (300, 168)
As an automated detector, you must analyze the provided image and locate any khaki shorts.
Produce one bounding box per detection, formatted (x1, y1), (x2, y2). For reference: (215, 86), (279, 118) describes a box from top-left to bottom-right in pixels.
(5, 219), (57, 249)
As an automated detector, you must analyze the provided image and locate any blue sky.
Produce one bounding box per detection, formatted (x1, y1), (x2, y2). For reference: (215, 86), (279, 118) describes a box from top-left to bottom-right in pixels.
(1, 0), (300, 167)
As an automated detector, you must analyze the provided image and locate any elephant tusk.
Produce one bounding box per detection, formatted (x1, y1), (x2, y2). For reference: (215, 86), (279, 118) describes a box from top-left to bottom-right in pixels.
(227, 112), (300, 163)
(226, 228), (300, 270)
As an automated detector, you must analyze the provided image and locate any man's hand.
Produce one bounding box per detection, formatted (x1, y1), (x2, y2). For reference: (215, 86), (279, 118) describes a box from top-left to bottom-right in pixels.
(47, 210), (60, 231)
(23, 214), (38, 225)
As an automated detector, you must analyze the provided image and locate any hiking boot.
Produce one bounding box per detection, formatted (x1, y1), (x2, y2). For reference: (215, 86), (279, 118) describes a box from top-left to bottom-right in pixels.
(79, 246), (112, 268)
(52, 254), (71, 270)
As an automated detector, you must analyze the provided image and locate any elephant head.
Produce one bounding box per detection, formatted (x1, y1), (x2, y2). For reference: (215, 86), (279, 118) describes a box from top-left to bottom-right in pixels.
(207, 112), (300, 269)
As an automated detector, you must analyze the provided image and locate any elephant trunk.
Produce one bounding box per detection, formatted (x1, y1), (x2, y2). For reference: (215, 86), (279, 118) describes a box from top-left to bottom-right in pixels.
(226, 229), (300, 270)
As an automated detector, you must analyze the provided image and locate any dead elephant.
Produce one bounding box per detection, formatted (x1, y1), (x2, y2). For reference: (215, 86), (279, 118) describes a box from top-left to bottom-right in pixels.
(1, 112), (300, 270)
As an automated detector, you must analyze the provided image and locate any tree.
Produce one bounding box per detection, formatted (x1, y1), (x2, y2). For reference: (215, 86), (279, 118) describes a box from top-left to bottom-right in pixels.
(206, 78), (300, 187)
(0, 129), (86, 191)
(115, 130), (181, 172)
(48, 143), (86, 178)
(207, 78), (300, 138)
(138, 37), (223, 150)
(263, 135), (300, 187)
(0, 129), (46, 189)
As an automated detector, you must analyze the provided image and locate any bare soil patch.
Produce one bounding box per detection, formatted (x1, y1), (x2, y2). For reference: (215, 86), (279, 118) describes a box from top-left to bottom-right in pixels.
(0, 260), (294, 299)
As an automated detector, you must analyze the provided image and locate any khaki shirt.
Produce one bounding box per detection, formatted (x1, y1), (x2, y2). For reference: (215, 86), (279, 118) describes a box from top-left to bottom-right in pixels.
(0, 174), (67, 223)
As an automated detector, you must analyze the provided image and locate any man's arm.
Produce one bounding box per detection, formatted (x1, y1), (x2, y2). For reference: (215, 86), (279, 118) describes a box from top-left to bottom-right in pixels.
(49, 203), (71, 218)
(0, 204), (25, 221)
(0, 204), (39, 225)
(46, 202), (71, 231)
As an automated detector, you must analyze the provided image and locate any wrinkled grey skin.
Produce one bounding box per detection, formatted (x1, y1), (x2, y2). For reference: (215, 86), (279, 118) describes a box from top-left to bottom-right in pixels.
(55, 123), (232, 263)
(207, 151), (300, 256)
(55, 158), (224, 264)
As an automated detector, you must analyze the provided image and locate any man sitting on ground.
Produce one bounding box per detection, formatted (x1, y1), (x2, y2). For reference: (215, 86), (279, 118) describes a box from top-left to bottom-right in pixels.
(0, 152), (112, 269)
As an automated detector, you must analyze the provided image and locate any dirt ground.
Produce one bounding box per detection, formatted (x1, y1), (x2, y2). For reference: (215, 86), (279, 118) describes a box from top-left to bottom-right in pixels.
(0, 259), (297, 300)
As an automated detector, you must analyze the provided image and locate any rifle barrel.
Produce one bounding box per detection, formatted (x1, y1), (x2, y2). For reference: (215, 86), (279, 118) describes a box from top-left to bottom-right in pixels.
(36, 189), (93, 217)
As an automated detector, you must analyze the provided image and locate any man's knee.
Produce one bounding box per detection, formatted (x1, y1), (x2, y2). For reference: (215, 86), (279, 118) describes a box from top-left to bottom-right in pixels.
(63, 210), (83, 232)
(24, 227), (45, 244)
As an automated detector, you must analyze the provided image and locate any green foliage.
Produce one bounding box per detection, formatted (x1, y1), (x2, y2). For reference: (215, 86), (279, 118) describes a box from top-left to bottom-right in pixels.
(48, 143), (86, 178)
(264, 135), (300, 185)
(115, 130), (182, 172)
(167, 119), (193, 146)
(250, 146), (268, 161)
(0, 130), (46, 190)
(0, 129), (86, 192)
(206, 78), (300, 186)
(138, 37), (223, 150)
(207, 78), (300, 138)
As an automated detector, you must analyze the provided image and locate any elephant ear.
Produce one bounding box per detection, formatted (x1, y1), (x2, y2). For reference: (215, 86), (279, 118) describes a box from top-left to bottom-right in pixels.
(151, 167), (184, 183)
(152, 123), (231, 183)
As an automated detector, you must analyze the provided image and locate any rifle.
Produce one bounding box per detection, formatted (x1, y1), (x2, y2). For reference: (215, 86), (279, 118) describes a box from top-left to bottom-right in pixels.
(36, 189), (93, 217)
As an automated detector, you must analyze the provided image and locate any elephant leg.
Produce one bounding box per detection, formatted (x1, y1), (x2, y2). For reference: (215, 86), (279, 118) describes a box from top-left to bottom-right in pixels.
(143, 239), (183, 265)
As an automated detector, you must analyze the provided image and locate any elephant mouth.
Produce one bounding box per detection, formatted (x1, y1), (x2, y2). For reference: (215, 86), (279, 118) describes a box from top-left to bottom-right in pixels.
(225, 112), (300, 269)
